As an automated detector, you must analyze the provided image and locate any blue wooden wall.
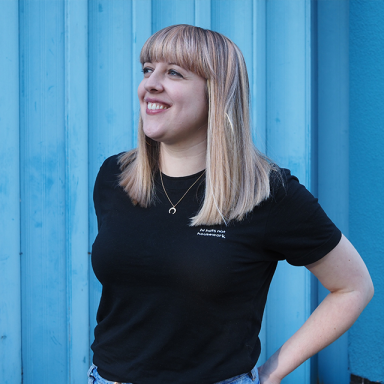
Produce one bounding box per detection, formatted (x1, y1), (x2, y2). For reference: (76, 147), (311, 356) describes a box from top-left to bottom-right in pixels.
(349, 1), (384, 381)
(0, 1), (352, 383)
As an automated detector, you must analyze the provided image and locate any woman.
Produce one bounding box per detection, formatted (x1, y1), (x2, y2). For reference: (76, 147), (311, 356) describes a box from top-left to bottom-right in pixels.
(89, 25), (373, 384)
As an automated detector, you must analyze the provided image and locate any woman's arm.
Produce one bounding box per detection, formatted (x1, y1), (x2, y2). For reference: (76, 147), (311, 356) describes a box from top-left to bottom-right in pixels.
(258, 234), (374, 384)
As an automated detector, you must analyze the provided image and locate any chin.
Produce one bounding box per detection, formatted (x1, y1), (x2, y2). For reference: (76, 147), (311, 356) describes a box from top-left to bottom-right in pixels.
(142, 129), (164, 143)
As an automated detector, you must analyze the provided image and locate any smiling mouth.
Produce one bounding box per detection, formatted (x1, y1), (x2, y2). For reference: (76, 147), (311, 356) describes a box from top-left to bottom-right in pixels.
(147, 102), (169, 110)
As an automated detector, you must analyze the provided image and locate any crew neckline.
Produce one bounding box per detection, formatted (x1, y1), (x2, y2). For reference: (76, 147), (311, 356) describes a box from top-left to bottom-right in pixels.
(156, 169), (206, 190)
(160, 169), (205, 180)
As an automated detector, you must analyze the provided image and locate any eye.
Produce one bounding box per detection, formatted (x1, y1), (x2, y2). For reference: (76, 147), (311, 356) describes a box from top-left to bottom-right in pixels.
(141, 67), (153, 76)
(168, 69), (183, 78)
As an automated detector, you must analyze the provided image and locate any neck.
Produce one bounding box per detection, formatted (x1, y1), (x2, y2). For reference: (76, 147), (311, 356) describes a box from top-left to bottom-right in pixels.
(159, 139), (207, 177)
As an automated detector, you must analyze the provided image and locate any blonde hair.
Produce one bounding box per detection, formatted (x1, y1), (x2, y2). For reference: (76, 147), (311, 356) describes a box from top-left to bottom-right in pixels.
(119, 24), (275, 226)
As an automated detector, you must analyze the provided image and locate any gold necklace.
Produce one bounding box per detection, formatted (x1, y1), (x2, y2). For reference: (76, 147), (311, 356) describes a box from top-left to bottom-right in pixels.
(160, 170), (206, 214)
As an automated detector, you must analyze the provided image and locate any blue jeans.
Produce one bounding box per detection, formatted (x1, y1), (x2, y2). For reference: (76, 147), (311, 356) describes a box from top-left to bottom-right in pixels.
(87, 364), (260, 384)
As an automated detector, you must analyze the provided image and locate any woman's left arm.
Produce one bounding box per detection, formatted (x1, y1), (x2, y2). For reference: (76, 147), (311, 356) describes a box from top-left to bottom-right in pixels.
(258, 234), (374, 384)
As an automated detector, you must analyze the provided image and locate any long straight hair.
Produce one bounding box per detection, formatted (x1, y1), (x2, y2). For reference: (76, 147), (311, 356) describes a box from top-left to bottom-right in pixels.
(119, 25), (275, 226)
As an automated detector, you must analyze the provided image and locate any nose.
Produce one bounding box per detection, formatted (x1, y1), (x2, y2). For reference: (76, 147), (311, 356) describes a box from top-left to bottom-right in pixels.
(144, 70), (164, 93)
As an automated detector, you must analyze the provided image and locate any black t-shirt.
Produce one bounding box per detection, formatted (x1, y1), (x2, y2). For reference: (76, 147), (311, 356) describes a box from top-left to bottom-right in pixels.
(91, 154), (341, 384)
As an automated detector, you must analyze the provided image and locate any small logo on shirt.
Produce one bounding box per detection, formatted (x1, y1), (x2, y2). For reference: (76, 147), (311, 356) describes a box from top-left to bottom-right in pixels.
(197, 228), (226, 239)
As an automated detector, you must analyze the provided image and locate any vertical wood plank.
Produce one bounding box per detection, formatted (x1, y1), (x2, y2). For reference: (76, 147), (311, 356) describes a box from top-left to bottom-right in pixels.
(132, 0), (152, 146)
(265, 1), (314, 383)
(211, 0), (254, 91)
(317, 1), (349, 383)
(88, 0), (133, 354)
(252, 0), (267, 159)
(151, 0), (195, 33)
(19, 0), (67, 382)
(0, 1), (22, 382)
(64, 0), (89, 382)
(211, 0), (256, 147)
(195, 0), (211, 29)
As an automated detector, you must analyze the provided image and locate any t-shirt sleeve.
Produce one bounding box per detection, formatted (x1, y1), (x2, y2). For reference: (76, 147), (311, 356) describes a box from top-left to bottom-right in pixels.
(93, 163), (104, 232)
(263, 169), (342, 266)
(93, 154), (121, 231)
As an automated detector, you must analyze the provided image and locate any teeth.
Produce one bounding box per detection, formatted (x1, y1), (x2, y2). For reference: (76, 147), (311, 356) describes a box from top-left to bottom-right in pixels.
(148, 102), (168, 110)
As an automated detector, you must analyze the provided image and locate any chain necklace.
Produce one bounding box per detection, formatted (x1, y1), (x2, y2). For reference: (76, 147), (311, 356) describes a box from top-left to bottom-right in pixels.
(160, 170), (206, 214)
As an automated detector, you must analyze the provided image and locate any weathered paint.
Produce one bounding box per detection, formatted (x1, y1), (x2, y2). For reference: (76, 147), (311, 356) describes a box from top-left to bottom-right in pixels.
(64, 0), (90, 382)
(349, 1), (384, 381)
(0, 1), (21, 383)
(19, 0), (67, 382)
(317, 1), (349, 383)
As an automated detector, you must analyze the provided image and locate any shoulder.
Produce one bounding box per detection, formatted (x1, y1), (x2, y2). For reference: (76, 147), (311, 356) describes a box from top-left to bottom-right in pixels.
(268, 167), (303, 204)
(265, 167), (326, 227)
(95, 152), (125, 188)
(263, 167), (342, 265)
(100, 152), (124, 173)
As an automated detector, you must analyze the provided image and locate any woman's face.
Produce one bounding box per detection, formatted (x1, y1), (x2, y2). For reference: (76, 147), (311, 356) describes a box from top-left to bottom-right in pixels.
(138, 61), (208, 148)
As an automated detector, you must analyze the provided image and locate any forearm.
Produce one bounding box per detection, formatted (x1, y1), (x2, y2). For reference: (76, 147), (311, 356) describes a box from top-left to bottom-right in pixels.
(259, 288), (372, 382)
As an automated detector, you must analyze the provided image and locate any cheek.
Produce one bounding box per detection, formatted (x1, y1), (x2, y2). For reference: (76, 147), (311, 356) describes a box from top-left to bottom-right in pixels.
(191, 84), (208, 119)
(137, 81), (145, 101)
(194, 98), (209, 122)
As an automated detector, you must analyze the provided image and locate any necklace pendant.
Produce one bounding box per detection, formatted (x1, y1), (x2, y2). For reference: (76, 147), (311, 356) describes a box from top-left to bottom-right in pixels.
(169, 207), (176, 214)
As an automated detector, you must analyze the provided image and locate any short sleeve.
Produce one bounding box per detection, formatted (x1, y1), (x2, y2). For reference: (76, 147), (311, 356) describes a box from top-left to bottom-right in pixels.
(263, 169), (342, 266)
(93, 154), (122, 231)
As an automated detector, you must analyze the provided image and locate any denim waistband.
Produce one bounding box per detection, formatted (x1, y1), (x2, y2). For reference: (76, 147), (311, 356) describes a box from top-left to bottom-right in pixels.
(88, 363), (259, 384)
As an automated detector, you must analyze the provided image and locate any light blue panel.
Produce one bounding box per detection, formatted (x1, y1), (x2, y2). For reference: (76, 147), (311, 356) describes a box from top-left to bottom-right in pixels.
(19, 0), (67, 382)
(0, 1), (21, 383)
(211, 0), (257, 157)
(88, 0), (133, 353)
(132, 0), (152, 146)
(64, 0), (89, 382)
(251, 0), (267, 157)
(317, 1), (349, 383)
(265, 1), (313, 383)
(266, 0), (312, 183)
(211, 0), (254, 101)
(195, 0), (211, 30)
(349, 1), (384, 381)
(151, 0), (195, 33)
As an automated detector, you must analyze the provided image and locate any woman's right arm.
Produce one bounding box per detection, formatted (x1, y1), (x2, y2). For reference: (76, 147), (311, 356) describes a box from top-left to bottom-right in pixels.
(258, 234), (373, 383)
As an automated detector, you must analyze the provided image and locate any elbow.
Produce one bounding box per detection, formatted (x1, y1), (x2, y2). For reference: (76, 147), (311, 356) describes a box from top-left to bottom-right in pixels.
(365, 278), (374, 304)
(357, 276), (374, 309)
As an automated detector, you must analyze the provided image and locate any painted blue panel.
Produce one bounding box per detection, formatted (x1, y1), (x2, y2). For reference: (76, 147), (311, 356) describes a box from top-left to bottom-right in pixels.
(19, 0), (67, 382)
(0, 1), (21, 383)
(349, 1), (384, 381)
(132, 0), (152, 146)
(265, 1), (313, 383)
(211, 0), (254, 99)
(64, 0), (89, 382)
(251, 0), (267, 156)
(151, 0), (195, 33)
(195, 0), (211, 30)
(88, 0), (134, 354)
(266, 0), (312, 184)
(317, 1), (349, 383)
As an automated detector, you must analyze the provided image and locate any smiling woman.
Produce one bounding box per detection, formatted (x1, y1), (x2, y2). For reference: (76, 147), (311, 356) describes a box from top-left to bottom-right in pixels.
(88, 25), (373, 384)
